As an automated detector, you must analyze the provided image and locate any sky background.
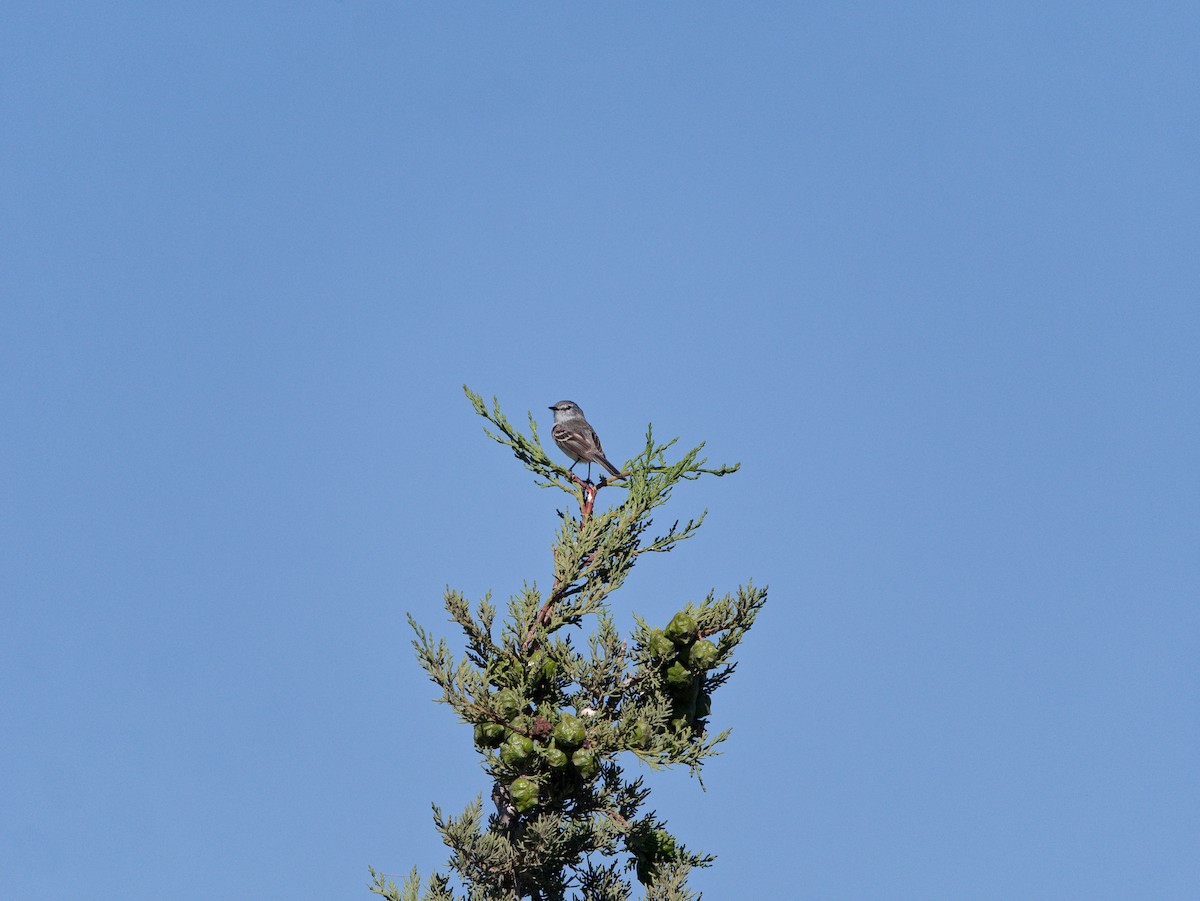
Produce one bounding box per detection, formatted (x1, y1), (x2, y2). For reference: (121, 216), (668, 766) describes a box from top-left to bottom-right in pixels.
(2, 3), (1198, 899)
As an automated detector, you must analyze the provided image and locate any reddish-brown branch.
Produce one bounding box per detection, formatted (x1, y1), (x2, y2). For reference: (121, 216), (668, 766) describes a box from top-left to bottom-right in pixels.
(570, 472), (603, 522)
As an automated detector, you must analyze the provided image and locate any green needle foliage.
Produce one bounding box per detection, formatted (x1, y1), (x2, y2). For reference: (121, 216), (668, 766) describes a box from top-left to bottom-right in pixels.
(370, 386), (768, 901)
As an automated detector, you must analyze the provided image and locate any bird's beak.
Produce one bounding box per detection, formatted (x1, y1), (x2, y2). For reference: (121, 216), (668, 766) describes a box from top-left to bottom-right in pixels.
(547, 405), (555, 411)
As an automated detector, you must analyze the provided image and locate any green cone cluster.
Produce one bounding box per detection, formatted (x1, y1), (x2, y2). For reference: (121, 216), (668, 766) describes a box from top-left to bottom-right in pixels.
(627, 823), (680, 886)
(472, 650), (599, 820)
(646, 610), (719, 734)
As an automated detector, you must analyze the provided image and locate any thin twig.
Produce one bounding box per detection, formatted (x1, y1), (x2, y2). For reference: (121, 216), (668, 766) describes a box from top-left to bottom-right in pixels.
(522, 474), (608, 652)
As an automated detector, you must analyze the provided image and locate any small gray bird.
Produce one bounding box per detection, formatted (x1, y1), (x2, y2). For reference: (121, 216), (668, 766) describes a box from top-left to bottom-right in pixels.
(548, 400), (621, 479)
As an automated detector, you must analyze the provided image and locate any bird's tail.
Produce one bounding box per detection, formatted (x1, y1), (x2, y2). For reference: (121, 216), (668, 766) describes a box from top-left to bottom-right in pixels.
(598, 456), (622, 478)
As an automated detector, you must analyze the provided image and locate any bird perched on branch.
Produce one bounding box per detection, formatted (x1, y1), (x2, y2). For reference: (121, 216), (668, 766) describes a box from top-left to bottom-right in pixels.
(548, 400), (621, 480)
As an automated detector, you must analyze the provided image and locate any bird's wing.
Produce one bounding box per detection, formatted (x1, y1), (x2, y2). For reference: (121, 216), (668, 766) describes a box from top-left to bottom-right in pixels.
(552, 422), (596, 459)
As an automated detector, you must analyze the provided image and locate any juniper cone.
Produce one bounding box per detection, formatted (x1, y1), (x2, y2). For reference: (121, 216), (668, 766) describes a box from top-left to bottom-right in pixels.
(549, 400), (621, 479)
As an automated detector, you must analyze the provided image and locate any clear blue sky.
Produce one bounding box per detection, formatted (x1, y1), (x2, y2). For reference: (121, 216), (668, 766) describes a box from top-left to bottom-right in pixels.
(2, 3), (1197, 899)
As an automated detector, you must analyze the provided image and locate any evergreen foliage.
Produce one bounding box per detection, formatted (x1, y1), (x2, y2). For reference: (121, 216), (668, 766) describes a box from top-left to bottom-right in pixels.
(371, 386), (767, 901)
